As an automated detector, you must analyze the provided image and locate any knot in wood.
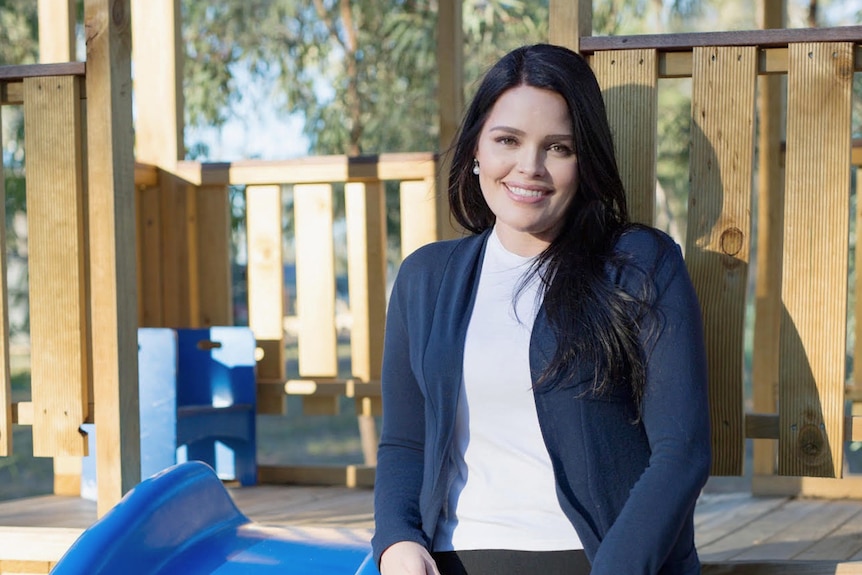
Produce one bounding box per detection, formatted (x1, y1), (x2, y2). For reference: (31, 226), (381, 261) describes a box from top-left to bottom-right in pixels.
(719, 227), (744, 257)
(797, 423), (827, 466)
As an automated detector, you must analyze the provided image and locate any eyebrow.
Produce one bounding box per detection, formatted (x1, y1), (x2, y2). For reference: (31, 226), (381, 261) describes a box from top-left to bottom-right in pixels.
(487, 126), (573, 140)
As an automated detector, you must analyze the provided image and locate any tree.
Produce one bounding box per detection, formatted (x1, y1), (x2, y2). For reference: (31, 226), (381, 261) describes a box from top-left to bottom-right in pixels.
(183, 0), (549, 157)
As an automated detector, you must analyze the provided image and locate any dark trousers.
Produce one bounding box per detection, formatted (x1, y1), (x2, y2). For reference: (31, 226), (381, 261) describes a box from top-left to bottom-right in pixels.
(432, 549), (591, 575)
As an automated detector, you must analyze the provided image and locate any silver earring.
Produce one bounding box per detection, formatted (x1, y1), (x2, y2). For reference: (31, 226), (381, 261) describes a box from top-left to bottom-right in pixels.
(472, 159), (480, 175)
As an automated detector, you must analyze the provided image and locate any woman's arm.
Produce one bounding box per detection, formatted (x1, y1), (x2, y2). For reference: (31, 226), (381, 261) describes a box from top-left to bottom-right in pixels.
(591, 238), (711, 575)
(372, 267), (432, 565)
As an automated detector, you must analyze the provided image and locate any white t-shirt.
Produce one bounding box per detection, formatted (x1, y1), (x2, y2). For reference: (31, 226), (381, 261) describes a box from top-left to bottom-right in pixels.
(432, 227), (583, 552)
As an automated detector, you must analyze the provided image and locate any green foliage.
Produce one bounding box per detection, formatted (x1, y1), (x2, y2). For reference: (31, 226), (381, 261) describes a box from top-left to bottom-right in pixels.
(182, 0), (549, 156)
(0, 0), (38, 66)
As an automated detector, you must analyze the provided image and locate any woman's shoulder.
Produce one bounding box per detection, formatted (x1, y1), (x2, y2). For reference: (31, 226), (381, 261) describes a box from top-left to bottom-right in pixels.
(395, 232), (487, 284)
(614, 224), (682, 265)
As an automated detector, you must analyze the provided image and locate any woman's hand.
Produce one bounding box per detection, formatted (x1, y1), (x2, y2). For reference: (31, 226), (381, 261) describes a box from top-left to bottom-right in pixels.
(379, 541), (442, 575)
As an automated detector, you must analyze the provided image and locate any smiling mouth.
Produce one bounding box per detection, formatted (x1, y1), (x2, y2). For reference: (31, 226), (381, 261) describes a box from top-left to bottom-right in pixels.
(506, 184), (550, 198)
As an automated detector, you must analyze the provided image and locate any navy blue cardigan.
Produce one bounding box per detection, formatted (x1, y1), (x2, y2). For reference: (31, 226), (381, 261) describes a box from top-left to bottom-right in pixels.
(372, 227), (711, 575)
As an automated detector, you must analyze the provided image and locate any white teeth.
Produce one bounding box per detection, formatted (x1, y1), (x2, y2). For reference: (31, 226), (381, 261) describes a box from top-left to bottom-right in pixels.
(508, 185), (546, 198)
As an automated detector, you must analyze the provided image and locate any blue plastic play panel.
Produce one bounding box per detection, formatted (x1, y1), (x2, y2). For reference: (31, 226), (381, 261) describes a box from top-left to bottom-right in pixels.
(52, 461), (379, 575)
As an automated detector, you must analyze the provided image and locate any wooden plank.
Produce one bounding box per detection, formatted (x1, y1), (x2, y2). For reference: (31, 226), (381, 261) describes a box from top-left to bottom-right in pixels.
(696, 495), (789, 549)
(746, 414), (862, 442)
(158, 175), (196, 327)
(793, 505), (862, 561)
(84, 0), (141, 516)
(752, 0), (787, 480)
(131, 0), (183, 167)
(24, 75), (89, 458)
(173, 154), (437, 187)
(592, 49), (658, 225)
(0, 527), (83, 567)
(293, 184), (337, 382)
(38, 0), (77, 63)
(246, 185), (285, 414)
(549, 0), (592, 53)
(752, 474), (862, 499)
(700, 499), (827, 562)
(579, 26), (862, 53)
(344, 182), (386, 383)
(136, 182), (163, 327)
(399, 179), (440, 258)
(702, 561), (862, 575)
(0, 81), (24, 105)
(778, 42), (853, 478)
(0, 63), (86, 81)
(685, 46), (757, 476)
(0, 110), (8, 457)
(195, 185), (232, 327)
(0, 110), (9, 457)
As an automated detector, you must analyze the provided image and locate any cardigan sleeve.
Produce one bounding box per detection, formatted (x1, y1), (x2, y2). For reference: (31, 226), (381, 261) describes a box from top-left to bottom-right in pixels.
(371, 259), (431, 564)
(590, 235), (711, 575)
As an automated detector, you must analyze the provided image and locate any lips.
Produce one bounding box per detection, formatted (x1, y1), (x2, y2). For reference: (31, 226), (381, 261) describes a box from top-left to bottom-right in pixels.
(505, 183), (551, 199)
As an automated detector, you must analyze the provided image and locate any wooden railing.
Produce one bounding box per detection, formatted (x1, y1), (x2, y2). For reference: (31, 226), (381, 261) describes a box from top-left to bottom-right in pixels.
(582, 25), (862, 497)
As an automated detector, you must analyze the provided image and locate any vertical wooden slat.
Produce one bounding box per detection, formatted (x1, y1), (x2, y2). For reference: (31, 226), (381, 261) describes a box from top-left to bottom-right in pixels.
(24, 75), (89, 458)
(778, 42), (853, 477)
(85, 0), (141, 516)
(400, 178), (440, 259)
(345, 182), (386, 464)
(158, 176), (195, 327)
(195, 185), (232, 327)
(592, 49), (658, 225)
(549, 0), (592, 53)
(38, 0), (77, 63)
(294, 184), (337, 383)
(751, 0), (787, 482)
(686, 46), (757, 476)
(0, 110), (11, 456)
(136, 182), (163, 327)
(246, 185), (285, 414)
(857, 166), (862, 395)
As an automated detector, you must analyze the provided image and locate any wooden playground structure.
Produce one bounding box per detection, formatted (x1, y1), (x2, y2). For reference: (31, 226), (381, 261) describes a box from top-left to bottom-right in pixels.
(1, 0), (862, 572)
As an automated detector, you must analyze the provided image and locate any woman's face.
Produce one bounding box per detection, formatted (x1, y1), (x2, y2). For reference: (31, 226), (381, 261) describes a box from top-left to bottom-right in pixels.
(474, 84), (578, 257)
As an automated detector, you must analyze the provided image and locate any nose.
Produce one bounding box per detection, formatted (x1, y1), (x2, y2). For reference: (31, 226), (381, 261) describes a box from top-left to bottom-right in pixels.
(517, 147), (546, 177)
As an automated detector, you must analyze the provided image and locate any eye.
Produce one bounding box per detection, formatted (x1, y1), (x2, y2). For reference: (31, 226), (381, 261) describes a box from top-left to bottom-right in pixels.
(548, 143), (574, 156)
(495, 136), (518, 146)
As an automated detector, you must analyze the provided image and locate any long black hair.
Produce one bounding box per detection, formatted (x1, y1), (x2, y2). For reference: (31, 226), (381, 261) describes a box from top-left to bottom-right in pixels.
(448, 44), (649, 409)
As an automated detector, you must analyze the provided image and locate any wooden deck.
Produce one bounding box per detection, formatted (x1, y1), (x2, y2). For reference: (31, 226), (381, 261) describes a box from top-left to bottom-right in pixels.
(2, 484), (862, 574)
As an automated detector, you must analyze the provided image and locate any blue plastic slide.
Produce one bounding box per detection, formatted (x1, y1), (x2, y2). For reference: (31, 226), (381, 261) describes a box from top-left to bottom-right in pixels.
(51, 461), (379, 574)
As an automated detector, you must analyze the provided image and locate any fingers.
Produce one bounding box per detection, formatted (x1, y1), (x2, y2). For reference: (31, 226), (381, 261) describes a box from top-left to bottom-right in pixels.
(379, 541), (441, 575)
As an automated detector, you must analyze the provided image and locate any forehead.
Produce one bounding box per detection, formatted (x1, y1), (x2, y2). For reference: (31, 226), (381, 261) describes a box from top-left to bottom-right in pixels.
(484, 85), (572, 133)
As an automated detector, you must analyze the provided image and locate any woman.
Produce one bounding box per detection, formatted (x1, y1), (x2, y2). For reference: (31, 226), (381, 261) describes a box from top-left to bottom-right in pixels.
(372, 44), (710, 575)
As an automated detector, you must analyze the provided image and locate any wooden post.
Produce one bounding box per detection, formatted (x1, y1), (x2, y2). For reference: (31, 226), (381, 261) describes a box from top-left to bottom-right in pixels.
(751, 0), (787, 484)
(246, 185), (286, 414)
(195, 186), (233, 327)
(0, 110), (10, 457)
(400, 178), (440, 258)
(436, 0), (463, 241)
(38, 0), (77, 63)
(778, 42), (852, 478)
(549, 0), (592, 53)
(686, 46), (757, 476)
(84, 0), (141, 516)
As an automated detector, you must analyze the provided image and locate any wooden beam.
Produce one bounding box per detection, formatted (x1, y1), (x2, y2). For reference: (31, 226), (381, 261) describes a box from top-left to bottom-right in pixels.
(399, 178), (440, 258)
(0, 63), (86, 81)
(685, 46), (757, 476)
(38, 0), (77, 63)
(258, 465), (375, 489)
(0, 109), (10, 457)
(131, 0), (183, 166)
(84, 0), (141, 516)
(778, 42), (853, 477)
(549, 0), (592, 53)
